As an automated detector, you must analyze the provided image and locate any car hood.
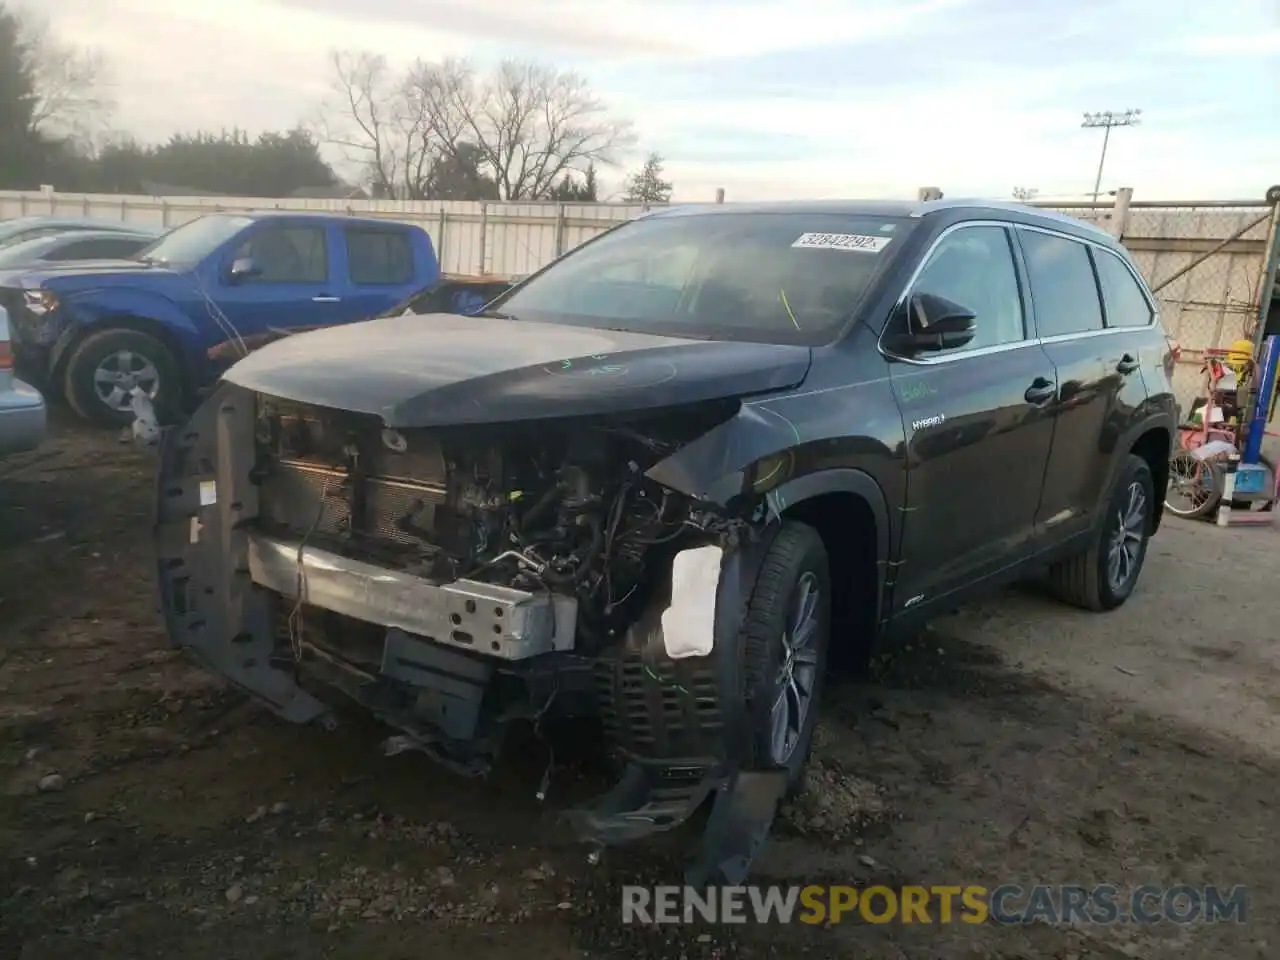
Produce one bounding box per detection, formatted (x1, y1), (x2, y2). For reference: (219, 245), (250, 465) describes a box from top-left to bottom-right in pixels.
(223, 313), (812, 427)
(13, 260), (170, 287)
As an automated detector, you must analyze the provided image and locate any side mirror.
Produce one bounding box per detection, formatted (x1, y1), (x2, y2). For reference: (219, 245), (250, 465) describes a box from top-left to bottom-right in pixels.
(894, 292), (977, 352)
(228, 257), (262, 282)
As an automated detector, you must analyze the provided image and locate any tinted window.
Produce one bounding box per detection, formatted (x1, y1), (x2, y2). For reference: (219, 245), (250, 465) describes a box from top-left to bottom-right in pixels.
(42, 240), (90, 261)
(1094, 250), (1153, 328)
(345, 228), (414, 284)
(48, 237), (148, 260)
(495, 212), (912, 345)
(235, 225), (328, 283)
(912, 225), (1024, 352)
(1018, 230), (1103, 337)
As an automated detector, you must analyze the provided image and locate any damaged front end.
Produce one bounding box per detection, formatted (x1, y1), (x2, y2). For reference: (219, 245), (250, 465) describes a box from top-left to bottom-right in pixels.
(155, 382), (791, 883)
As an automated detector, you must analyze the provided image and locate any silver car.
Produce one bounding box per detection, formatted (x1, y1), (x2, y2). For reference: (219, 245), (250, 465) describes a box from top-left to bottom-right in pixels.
(0, 305), (46, 455)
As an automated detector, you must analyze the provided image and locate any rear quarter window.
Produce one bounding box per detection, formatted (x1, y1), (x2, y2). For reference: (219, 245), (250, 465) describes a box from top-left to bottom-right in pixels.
(1094, 249), (1154, 328)
(345, 227), (415, 285)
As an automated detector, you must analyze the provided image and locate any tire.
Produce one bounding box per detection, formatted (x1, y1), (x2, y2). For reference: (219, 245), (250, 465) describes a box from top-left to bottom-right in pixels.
(1048, 454), (1155, 612)
(63, 327), (182, 428)
(740, 521), (831, 792)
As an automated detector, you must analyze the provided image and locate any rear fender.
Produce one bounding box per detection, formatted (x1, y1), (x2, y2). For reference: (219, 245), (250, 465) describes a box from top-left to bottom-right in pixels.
(154, 381), (327, 723)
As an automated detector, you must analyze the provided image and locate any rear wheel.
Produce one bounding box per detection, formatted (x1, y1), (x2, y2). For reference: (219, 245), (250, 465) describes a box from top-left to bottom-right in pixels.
(63, 327), (182, 428)
(741, 522), (831, 792)
(1048, 455), (1154, 612)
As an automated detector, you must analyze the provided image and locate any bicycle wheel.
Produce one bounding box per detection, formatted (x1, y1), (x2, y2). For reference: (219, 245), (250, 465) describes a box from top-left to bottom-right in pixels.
(1165, 450), (1223, 519)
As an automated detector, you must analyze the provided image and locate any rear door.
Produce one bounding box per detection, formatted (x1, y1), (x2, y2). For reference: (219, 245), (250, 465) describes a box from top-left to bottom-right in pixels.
(338, 225), (425, 322)
(1019, 227), (1132, 540)
(888, 222), (1058, 614)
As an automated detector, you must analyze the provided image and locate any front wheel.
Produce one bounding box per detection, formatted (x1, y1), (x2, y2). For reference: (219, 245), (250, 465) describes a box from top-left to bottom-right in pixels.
(741, 522), (831, 792)
(63, 328), (182, 428)
(1048, 454), (1154, 612)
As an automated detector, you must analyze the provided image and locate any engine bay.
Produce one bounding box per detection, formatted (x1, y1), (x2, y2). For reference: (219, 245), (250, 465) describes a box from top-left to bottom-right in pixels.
(252, 395), (744, 653)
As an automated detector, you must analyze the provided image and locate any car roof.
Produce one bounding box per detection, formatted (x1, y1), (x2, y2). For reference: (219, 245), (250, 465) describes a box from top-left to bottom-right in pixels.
(229, 210), (414, 230)
(645, 198), (1118, 247)
(0, 215), (148, 229)
(42, 227), (155, 241)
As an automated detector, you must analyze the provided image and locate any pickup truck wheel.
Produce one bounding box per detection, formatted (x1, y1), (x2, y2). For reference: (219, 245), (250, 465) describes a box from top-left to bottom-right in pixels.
(742, 522), (831, 793)
(63, 328), (180, 428)
(1048, 454), (1154, 612)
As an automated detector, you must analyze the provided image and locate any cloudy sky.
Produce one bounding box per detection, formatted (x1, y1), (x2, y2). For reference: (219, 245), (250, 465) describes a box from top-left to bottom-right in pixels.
(40, 0), (1280, 202)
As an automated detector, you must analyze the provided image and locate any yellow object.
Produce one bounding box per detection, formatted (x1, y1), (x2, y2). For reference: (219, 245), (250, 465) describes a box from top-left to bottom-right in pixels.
(1223, 339), (1254, 381)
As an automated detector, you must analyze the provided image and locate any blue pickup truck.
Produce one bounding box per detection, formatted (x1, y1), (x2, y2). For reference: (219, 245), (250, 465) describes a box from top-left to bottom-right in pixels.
(3, 211), (439, 425)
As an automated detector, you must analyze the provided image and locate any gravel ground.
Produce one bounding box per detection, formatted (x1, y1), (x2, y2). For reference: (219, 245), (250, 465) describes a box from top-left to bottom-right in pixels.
(1, 417), (1276, 959)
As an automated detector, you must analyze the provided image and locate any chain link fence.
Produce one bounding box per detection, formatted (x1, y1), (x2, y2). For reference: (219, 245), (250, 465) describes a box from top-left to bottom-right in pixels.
(1121, 204), (1274, 404)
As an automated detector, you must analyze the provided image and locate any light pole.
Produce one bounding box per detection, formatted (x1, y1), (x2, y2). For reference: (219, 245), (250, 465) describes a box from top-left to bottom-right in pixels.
(1081, 109), (1141, 202)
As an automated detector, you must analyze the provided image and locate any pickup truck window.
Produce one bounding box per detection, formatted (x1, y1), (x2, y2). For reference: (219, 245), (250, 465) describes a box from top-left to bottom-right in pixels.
(495, 212), (910, 345)
(345, 227), (414, 285)
(139, 215), (254, 265)
(912, 225), (1025, 353)
(233, 225), (328, 283)
(1018, 229), (1104, 337)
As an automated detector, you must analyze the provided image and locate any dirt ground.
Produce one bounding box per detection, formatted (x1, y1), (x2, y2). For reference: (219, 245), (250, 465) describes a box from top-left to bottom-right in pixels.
(1, 416), (1276, 960)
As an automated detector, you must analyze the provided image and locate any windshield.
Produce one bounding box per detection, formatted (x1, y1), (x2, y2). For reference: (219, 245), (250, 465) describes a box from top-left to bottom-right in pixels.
(493, 211), (910, 344)
(136, 214), (254, 265)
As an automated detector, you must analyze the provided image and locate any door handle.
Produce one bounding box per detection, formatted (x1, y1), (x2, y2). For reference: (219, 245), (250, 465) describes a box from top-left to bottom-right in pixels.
(312, 295), (341, 303)
(1116, 353), (1140, 374)
(1024, 377), (1056, 405)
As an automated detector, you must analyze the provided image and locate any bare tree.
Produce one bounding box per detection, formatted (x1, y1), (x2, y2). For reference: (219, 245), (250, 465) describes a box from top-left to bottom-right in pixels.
(15, 6), (113, 143)
(623, 152), (673, 204)
(322, 53), (635, 201)
(1012, 186), (1039, 201)
(316, 51), (409, 198)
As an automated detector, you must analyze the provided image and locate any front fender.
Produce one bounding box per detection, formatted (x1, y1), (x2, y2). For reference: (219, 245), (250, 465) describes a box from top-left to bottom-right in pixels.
(48, 287), (201, 373)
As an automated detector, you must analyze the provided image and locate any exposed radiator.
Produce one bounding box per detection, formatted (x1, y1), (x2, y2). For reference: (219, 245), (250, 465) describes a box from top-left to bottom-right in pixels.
(258, 458), (448, 546)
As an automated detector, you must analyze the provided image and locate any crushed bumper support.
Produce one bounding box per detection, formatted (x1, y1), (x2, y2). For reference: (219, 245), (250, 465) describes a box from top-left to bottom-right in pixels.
(154, 383), (793, 884)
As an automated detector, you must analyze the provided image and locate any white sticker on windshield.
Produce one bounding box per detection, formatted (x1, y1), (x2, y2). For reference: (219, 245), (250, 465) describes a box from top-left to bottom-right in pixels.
(792, 232), (892, 253)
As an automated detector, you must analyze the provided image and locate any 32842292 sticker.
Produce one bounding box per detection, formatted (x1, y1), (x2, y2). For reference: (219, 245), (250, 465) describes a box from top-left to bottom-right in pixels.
(791, 232), (893, 253)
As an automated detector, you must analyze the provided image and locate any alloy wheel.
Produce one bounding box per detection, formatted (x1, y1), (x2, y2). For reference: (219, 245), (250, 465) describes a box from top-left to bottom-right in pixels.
(1107, 480), (1148, 593)
(93, 349), (159, 412)
(769, 571), (822, 765)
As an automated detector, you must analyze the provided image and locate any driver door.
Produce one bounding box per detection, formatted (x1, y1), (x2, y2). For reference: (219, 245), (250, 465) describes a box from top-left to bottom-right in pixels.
(887, 223), (1057, 616)
(210, 220), (343, 348)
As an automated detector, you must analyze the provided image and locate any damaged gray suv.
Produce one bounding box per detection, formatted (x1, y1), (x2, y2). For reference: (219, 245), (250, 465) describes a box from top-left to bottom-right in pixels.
(155, 199), (1177, 882)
